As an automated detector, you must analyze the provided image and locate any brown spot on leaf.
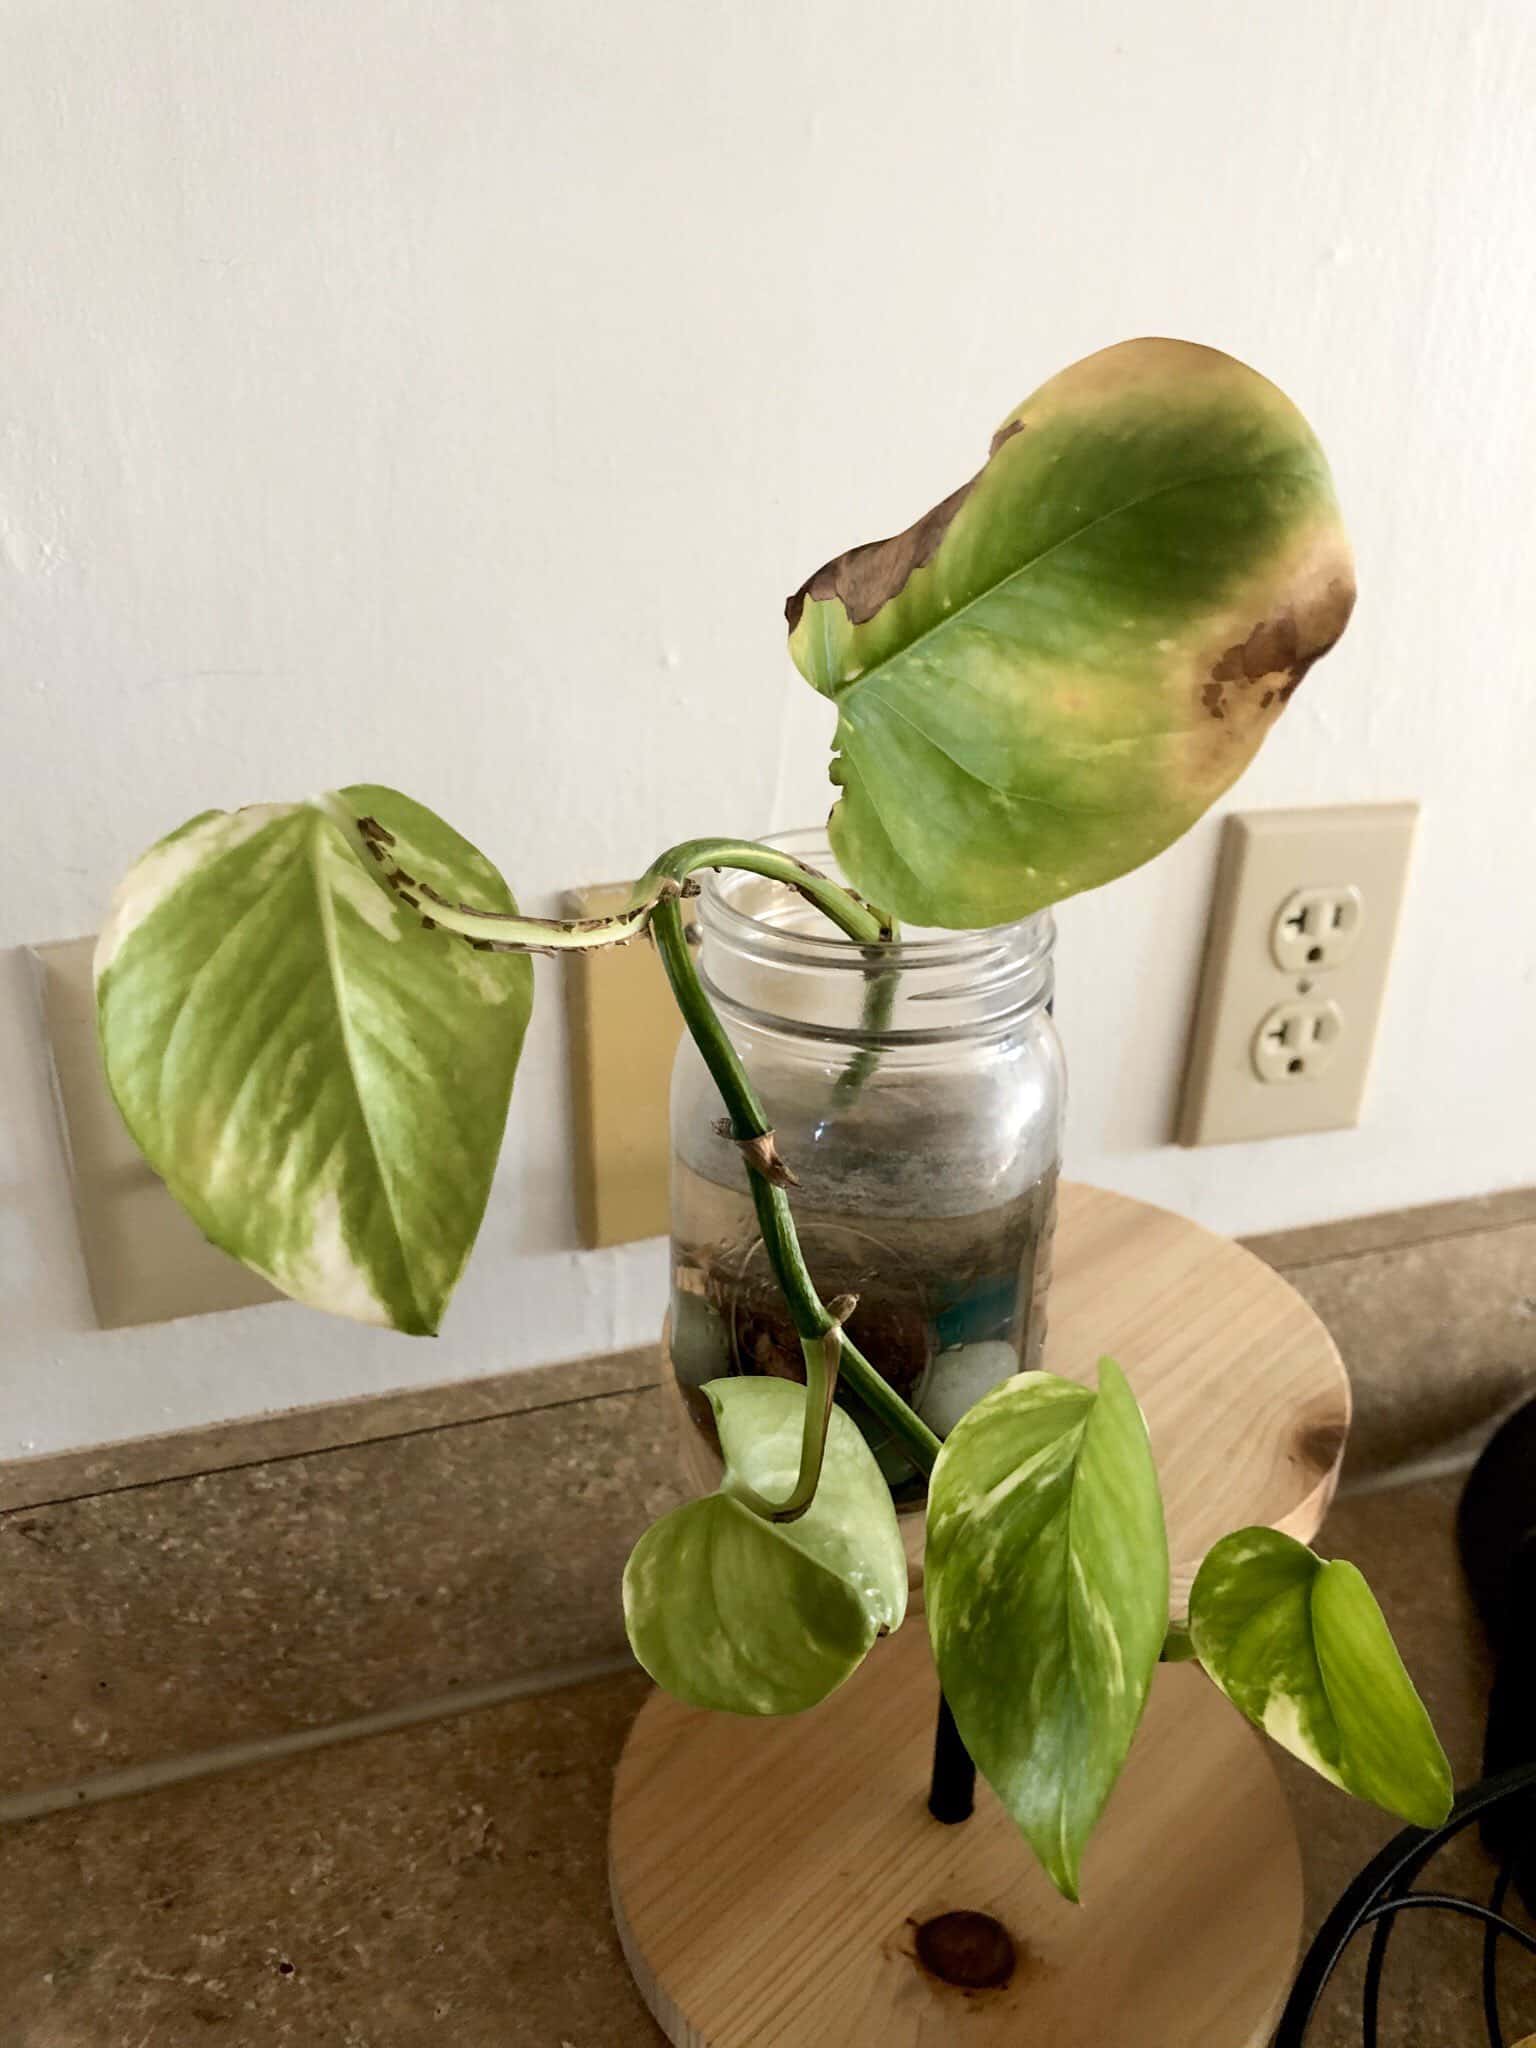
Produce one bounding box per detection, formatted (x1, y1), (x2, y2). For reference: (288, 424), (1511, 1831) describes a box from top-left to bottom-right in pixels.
(786, 478), (974, 632)
(785, 420), (1026, 634)
(1187, 567), (1354, 775)
(1212, 613), (1301, 685)
(1208, 576), (1356, 706)
(988, 416), (1026, 458)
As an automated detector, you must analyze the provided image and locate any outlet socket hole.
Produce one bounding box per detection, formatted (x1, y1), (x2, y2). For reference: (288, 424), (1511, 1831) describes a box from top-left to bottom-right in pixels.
(1287, 1057), (1304, 1074)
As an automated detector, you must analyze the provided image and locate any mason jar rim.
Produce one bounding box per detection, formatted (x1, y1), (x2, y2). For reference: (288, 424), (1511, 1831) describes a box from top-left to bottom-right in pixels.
(697, 826), (1055, 975)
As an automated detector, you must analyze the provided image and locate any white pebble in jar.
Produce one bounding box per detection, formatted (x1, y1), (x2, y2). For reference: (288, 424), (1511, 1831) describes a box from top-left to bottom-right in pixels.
(917, 1341), (1022, 1438)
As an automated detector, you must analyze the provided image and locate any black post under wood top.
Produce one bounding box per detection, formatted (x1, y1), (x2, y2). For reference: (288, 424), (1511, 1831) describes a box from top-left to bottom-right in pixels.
(929, 1693), (977, 1825)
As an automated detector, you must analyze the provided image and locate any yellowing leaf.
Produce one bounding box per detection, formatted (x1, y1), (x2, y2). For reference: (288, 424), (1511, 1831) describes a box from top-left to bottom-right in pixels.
(788, 338), (1354, 927)
(1189, 1527), (1453, 1827)
(96, 785), (531, 1333)
(623, 1377), (906, 1716)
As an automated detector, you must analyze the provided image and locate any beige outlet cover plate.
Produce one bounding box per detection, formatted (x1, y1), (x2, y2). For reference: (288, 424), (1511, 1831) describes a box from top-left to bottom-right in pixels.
(32, 936), (282, 1328)
(1178, 803), (1418, 1147)
(564, 882), (683, 1248)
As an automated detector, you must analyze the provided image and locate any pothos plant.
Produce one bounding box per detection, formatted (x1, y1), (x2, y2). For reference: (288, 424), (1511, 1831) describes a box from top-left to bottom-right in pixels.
(94, 339), (1451, 1900)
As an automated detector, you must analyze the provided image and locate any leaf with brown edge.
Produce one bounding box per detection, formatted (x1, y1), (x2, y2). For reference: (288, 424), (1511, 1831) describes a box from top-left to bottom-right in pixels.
(787, 338), (1355, 929)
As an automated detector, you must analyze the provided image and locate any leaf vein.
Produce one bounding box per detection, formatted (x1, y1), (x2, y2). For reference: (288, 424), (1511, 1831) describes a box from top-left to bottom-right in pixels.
(833, 459), (1319, 698)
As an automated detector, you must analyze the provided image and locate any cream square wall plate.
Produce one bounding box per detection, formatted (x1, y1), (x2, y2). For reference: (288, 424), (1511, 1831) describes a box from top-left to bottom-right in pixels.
(32, 936), (280, 1328)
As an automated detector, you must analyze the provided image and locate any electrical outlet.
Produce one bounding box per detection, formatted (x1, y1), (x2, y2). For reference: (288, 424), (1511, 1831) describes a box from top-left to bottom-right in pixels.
(1251, 998), (1342, 1083)
(1178, 803), (1417, 1146)
(1271, 886), (1361, 973)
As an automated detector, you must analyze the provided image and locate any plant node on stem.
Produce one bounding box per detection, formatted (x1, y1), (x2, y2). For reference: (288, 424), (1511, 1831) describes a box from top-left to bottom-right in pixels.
(712, 1120), (800, 1189)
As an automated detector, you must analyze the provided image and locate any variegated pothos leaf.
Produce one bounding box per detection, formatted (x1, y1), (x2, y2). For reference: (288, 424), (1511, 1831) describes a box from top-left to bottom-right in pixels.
(95, 784), (532, 1334)
(924, 1360), (1169, 1900)
(787, 337), (1355, 928)
(1189, 1527), (1453, 1827)
(622, 1377), (907, 1715)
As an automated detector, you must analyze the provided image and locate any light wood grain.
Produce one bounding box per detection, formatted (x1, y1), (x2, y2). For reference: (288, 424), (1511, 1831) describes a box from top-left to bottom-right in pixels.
(1043, 1181), (1349, 1603)
(611, 1622), (1304, 2048)
(664, 1179), (1350, 1609)
(622, 1182), (1345, 2044)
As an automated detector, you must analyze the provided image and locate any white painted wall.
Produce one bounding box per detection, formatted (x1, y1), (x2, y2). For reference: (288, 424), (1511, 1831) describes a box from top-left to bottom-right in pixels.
(4, 0), (1534, 1458)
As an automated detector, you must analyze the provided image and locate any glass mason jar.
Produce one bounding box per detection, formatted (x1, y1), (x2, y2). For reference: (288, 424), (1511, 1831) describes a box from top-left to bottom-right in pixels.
(667, 829), (1065, 1507)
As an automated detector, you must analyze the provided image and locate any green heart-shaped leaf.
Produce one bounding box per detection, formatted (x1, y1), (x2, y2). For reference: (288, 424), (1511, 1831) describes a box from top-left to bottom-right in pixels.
(1189, 1527), (1453, 1827)
(622, 1376), (907, 1715)
(788, 338), (1355, 928)
(925, 1359), (1169, 1900)
(95, 784), (532, 1334)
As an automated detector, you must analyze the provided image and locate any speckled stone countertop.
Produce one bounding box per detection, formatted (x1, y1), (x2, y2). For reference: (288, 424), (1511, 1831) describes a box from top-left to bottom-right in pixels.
(0, 1472), (1524, 2047)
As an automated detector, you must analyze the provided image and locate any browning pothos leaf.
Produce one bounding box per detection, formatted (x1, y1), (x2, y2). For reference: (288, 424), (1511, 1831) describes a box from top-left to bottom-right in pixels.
(787, 338), (1355, 928)
(1189, 1528), (1453, 1827)
(924, 1360), (1169, 1900)
(622, 1377), (907, 1715)
(95, 785), (532, 1334)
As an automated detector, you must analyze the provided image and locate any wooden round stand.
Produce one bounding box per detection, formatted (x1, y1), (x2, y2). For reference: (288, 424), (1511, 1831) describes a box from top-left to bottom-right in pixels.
(611, 1183), (1350, 2047)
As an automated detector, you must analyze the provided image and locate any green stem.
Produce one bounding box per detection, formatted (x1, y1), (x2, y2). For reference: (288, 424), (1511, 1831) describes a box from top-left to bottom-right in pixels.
(329, 792), (936, 1507)
(833, 931), (902, 1101)
(640, 838), (888, 946)
(650, 893), (941, 1511)
(324, 801), (889, 956)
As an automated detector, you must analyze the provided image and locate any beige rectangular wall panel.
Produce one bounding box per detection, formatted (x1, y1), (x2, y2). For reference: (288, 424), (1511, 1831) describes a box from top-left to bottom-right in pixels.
(565, 884), (683, 1248)
(32, 937), (281, 1328)
(1179, 804), (1418, 1146)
